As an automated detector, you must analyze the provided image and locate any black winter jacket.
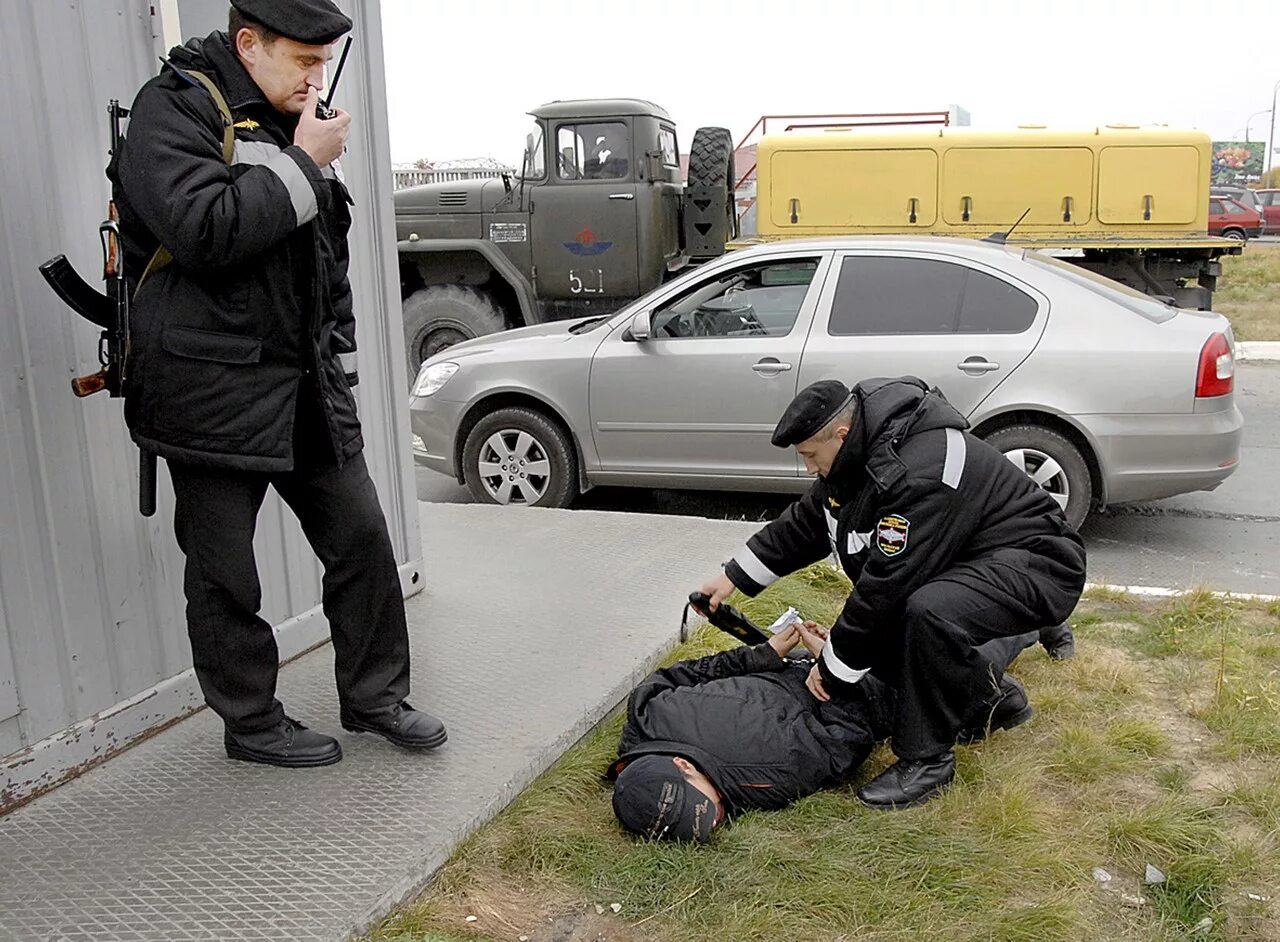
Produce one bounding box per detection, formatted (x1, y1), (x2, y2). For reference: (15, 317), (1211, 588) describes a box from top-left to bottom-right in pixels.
(610, 644), (895, 815)
(724, 377), (1086, 694)
(114, 33), (361, 471)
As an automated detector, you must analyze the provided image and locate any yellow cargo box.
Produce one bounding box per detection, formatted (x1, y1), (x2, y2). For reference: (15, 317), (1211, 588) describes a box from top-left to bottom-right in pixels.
(757, 126), (1212, 244)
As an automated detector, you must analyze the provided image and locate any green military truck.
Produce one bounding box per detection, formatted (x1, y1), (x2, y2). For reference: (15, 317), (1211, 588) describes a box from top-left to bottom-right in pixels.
(394, 99), (736, 376)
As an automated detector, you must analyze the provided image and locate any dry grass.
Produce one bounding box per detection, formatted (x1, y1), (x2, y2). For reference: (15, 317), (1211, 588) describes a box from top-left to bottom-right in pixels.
(1216, 244), (1280, 341)
(361, 571), (1280, 942)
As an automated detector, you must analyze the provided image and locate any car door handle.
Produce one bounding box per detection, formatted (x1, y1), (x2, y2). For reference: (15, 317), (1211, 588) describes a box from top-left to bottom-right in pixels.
(608, 193), (634, 200)
(956, 357), (1001, 374)
(752, 359), (793, 374)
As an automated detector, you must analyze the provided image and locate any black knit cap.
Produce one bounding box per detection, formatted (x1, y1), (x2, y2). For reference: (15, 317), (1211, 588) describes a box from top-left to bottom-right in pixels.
(231, 0), (352, 44)
(611, 755), (717, 843)
(770, 380), (854, 447)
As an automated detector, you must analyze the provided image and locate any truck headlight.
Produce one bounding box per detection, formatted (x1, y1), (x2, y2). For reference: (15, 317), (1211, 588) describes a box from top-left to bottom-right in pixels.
(413, 361), (459, 397)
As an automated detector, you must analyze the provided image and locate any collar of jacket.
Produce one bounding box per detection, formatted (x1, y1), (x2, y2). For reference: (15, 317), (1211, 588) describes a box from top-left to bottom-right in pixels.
(835, 377), (968, 495)
(167, 31), (286, 118)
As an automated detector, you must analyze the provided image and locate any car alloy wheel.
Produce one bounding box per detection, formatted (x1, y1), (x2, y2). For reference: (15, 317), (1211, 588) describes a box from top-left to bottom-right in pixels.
(476, 429), (552, 505)
(1003, 445), (1070, 511)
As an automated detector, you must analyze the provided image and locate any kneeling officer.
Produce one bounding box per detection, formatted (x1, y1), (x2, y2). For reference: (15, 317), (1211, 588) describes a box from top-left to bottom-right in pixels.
(698, 377), (1086, 808)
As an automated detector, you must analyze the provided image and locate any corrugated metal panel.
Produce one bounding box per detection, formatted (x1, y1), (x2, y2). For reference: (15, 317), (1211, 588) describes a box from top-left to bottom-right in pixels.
(0, 0), (418, 806)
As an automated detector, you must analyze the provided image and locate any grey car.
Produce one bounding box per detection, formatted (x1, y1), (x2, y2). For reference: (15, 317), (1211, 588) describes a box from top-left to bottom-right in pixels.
(409, 237), (1242, 529)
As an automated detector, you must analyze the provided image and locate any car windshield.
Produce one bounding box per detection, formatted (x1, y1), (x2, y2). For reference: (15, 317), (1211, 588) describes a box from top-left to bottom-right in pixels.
(1023, 251), (1177, 324)
(519, 122), (546, 180)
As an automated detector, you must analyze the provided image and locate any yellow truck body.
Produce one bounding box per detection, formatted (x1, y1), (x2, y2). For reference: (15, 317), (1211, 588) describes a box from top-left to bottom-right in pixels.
(752, 126), (1217, 249)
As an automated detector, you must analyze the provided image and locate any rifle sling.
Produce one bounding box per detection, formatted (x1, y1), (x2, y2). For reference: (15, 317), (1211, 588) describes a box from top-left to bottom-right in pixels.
(135, 69), (234, 293)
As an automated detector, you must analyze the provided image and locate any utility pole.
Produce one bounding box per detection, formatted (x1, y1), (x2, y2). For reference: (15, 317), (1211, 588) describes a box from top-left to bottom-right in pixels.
(1267, 81), (1280, 183)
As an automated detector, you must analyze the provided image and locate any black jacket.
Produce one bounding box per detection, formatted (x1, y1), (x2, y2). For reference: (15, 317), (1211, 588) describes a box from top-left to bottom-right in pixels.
(611, 644), (895, 815)
(724, 377), (1086, 693)
(114, 32), (361, 471)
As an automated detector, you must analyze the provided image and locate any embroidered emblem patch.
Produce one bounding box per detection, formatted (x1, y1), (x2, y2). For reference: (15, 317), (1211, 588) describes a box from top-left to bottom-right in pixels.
(876, 514), (910, 556)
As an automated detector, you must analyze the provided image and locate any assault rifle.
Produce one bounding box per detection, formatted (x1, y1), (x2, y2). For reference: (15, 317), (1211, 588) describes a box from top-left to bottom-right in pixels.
(38, 100), (157, 517)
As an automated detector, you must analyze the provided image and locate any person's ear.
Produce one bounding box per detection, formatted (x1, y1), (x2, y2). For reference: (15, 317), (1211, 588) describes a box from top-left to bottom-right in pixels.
(835, 425), (850, 442)
(672, 757), (694, 774)
(235, 28), (258, 65)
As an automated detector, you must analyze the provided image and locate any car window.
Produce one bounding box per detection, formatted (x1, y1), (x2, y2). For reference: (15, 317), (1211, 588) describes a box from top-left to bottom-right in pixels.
(650, 258), (820, 339)
(659, 128), (679, 167)
(828, 256), (965, 335)
(957, 268), (1039, 333)
(556, 122), (629, 181)
(1256, 192), (1272, 206)
(1225, 200), (1250, 214)
(1209, 200), (1225, 214)
(1024, 251), (1176, 324)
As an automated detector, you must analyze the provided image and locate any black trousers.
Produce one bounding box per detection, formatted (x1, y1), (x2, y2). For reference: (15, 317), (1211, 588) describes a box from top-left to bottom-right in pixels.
(169, 447), (410, 733)
(889, 579), (1059, 760)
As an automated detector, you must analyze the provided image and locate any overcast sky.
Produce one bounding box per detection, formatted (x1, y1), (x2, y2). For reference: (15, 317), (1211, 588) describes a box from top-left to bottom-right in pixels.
(380, 0), (1280, 167)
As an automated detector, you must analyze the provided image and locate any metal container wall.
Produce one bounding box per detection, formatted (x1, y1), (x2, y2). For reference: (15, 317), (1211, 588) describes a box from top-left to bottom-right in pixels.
(0, 0), (417, 809)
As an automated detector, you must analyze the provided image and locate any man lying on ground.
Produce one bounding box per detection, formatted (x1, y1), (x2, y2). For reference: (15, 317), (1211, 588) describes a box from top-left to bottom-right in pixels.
(607, 620), (1036, 843)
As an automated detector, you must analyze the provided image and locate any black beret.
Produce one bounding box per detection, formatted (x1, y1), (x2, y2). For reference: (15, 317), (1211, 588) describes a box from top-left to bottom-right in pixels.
(232, 0), (352, 44)
(771, 380), (854, 447)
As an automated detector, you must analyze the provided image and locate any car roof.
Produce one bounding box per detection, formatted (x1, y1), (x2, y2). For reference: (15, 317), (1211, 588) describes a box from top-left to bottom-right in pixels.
(728, 235), (1028, 262)
(529, 99), (672, 121)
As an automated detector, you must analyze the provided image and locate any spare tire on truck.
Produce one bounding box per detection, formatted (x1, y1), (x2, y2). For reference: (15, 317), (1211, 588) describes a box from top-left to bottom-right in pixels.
(683, 127), (738, 259)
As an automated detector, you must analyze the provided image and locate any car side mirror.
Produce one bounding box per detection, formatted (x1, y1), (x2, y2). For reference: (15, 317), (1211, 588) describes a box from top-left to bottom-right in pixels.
(629, 310), (652, 342)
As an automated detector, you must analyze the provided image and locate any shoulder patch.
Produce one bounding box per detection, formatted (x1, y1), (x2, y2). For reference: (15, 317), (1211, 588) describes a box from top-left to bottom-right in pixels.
(876, 514), (910, 556)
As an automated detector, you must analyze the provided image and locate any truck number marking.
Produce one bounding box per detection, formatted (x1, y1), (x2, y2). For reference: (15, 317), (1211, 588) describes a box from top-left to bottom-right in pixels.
(569, 269), (605, 295)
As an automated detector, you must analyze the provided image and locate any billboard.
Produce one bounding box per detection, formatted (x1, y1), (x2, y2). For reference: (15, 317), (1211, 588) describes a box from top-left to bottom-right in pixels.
(1211, 140), (1264, 186)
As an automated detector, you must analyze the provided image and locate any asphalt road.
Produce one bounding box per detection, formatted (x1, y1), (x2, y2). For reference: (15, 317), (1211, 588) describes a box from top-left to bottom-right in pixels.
(416, 362), (1280, 596)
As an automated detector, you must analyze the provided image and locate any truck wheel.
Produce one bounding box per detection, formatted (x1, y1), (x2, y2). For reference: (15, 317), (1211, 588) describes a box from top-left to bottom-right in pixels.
(982, 425), (1093, 531)
(684, 127), (737, 257)
(1222, 227), (1247, 242)
(403, 285), (505, 380)
(461, 407), (578, 508)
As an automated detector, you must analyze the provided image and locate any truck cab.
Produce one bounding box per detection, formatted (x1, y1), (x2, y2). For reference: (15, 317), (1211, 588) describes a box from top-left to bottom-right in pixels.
(395, 100), (690, 371)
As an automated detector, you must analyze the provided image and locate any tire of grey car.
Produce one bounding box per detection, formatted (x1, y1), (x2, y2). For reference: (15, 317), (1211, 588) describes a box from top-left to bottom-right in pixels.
(462, 407), (578, 508)
(1222, 228), (1247, 242)
(982, 424), (1093, 531)
(403, 285), (505, 382)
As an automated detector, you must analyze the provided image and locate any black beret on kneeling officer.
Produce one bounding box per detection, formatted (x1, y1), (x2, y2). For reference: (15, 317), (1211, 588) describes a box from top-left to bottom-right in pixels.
(696, 377), (1086, 809)
(230, 0), (352, 44)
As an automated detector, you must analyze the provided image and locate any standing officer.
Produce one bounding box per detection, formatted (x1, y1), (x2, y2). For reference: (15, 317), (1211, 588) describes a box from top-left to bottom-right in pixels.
(697, 378), (1086, 808)
(114, 0), (445, 767)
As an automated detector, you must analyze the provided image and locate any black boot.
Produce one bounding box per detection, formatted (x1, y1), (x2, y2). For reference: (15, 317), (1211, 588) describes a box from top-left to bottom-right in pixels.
(857, 752), (956, 809)
(340, 701), (447, 750)
(224, 716), (342, 768)
(956, 674), (1034, 745)
(1039, 622), (1076, 660)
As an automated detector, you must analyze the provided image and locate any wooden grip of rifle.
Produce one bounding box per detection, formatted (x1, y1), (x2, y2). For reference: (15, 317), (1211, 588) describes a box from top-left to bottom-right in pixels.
(71, 370), (108, 397)
(105, 202), (120, 277)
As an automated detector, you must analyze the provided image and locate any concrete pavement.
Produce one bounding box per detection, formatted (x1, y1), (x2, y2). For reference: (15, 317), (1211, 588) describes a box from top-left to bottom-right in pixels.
(0, 504), (759, 942)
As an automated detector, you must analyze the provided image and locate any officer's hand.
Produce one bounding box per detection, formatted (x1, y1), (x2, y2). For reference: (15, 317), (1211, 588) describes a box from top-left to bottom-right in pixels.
(767, 624), (801, 658)
(806, 662), (831, 702)
(295, 88), (351, 167)
(697, 571), (736, 611)
(797, 621), (829, 658)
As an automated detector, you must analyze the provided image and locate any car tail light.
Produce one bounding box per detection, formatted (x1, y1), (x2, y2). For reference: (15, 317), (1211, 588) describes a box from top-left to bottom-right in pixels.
(1195, 332), (1234, 398)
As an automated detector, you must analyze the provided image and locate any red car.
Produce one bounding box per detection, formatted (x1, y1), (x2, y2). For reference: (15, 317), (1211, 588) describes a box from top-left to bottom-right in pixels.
(1255, 188), (1280, 232)
(1209, 196), (1263, 241)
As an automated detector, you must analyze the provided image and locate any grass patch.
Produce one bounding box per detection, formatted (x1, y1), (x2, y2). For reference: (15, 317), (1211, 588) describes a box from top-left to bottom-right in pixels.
(1217, 243), (1280, 341)
(362, 575), (1280, 942)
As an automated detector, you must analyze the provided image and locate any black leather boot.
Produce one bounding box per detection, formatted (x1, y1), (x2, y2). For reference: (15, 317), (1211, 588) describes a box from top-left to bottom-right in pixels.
(956, 674), (1034, 745)
(340, 701), (447, 750)
(224, 716), (342, 768)
(858, 752), (956, 809)
(1039, 621), (1075, 660)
